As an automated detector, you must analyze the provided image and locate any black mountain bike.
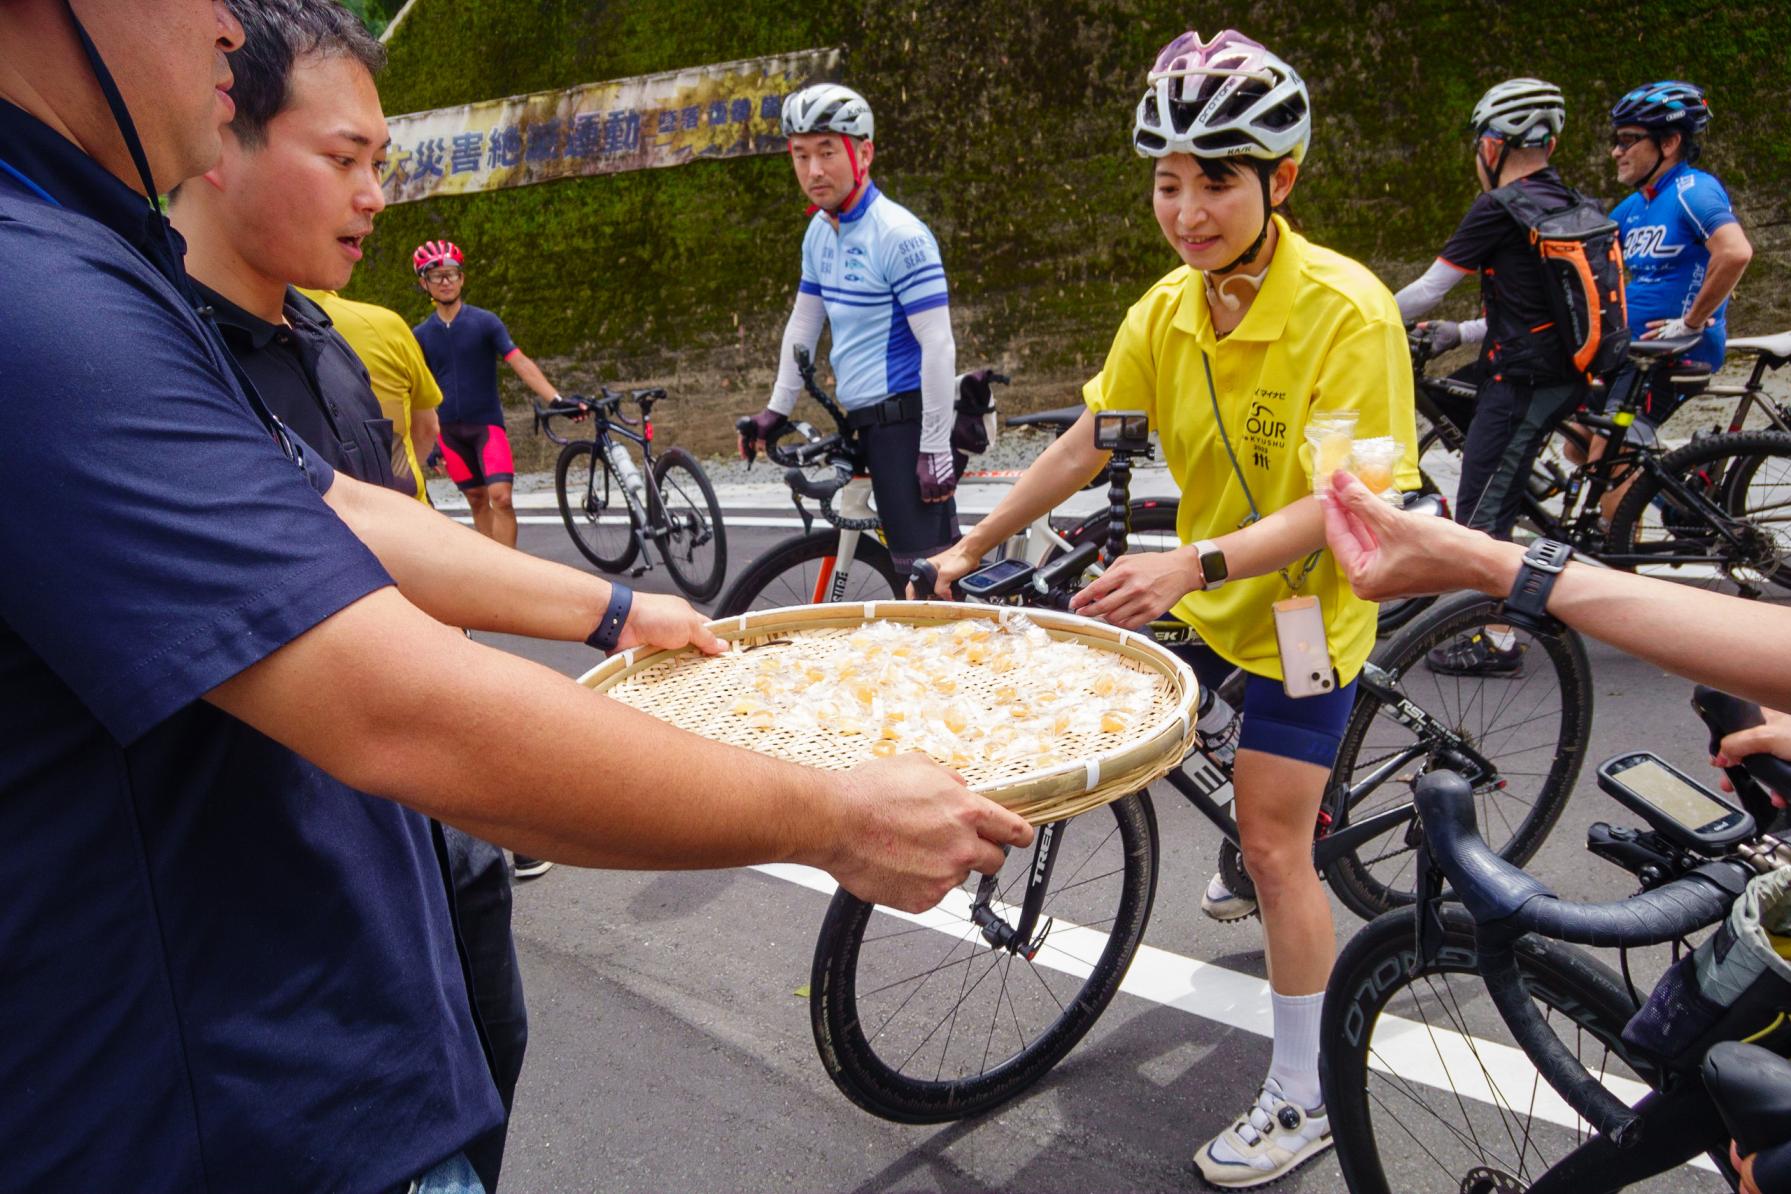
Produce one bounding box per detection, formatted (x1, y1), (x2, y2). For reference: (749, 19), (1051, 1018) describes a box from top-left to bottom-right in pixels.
(1323, 685), (1791, 1194)
(534, 390), (727, 602)
(805, 411), (1593, 1124)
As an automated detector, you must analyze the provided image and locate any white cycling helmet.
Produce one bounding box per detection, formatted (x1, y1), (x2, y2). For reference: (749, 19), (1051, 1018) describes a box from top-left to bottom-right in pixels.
(1471, 78), (1565, 147)
(781, 83), (874, 141)
(1133, 30), (1310, 165)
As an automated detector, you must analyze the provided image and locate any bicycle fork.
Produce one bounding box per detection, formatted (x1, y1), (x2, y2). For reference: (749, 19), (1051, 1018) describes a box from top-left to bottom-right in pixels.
(972, 821), (1062, 959)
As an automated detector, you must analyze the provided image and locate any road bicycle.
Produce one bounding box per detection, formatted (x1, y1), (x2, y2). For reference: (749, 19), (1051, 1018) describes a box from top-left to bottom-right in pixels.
(1409, 329), (1791, 600)
(804, 411), (1594, 1124)
(534, 389), (727, 602)
(1323, 682), (1791, 1193)
(715, 352), (1181, 617)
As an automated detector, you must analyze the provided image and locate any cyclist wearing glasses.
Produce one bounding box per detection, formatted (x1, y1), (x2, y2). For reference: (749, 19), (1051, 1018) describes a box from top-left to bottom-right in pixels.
(923, 30), (1417, 1186)
(738, 83), (960, 574)
(1610, 81), (1752, 371)
(1394, 79), (1596, 676)
(412, 240), (566, 552)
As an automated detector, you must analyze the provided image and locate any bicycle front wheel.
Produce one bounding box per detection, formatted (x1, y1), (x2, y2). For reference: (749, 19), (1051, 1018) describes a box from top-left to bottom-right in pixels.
(554, 441), (639, 572)
(714, 529), (902, 616)
(1323, 906), (1723, 1194)
(1326, 591), (1591, 920)
(1609, 429), (1791, 594)
(811, 793), (1158, 1123)
(650, 446), (727, 602)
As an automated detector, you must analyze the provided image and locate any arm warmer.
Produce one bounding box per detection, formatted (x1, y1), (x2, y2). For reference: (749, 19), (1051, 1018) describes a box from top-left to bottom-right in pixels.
(907, 303), (957, 455)
(1459, 318), (1487, 346)
(1395, 258), (1471, 323)
(768, 290), (827, 416)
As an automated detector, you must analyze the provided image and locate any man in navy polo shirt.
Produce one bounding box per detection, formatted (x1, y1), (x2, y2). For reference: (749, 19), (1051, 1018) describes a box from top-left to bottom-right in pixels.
(0, 3), (1032, 1191)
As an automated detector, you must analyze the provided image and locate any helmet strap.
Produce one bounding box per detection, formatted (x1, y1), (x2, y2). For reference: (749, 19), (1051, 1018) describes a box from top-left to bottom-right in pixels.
(1635, 133), (1670, 191)
(1206, 167), (1275, 282)
(796, 137), (869, 218)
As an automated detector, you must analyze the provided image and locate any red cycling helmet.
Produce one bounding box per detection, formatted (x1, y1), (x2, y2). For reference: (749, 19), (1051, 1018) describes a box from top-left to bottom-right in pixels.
(412, 240), (464, 275)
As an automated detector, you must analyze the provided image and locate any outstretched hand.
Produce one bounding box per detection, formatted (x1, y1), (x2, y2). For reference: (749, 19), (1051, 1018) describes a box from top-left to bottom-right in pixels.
(1322, 471), (1513, 602)
(616, 593), (728, 656)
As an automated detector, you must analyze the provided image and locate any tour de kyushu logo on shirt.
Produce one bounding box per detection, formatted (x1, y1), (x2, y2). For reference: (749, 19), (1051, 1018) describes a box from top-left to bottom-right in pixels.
(1243, 387), (1289, 471)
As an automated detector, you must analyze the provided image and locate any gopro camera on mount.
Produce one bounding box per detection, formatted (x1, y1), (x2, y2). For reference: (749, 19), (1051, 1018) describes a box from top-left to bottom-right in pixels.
(1093, 411), (1152, 456)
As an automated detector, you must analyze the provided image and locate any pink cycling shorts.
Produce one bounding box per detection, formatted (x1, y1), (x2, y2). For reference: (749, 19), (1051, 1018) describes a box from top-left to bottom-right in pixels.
(438, 421), (515, 490)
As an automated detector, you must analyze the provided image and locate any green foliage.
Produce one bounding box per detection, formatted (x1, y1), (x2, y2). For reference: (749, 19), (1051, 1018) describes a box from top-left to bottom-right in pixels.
(358, 0), (1791, 432)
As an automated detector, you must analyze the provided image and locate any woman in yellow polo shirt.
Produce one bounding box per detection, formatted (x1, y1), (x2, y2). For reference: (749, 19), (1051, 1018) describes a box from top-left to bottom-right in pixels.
(924, 29), (1417, 1188)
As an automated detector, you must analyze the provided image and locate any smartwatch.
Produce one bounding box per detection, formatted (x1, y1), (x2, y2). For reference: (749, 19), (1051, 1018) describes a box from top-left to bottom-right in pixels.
(585, 584), (634, 653)
(1193, 540), (1228, 591)
(1501, 539), (1572, 632)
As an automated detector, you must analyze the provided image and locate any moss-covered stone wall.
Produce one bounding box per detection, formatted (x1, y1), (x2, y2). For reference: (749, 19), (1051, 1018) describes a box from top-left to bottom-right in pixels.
(356, 0), (1791, 456)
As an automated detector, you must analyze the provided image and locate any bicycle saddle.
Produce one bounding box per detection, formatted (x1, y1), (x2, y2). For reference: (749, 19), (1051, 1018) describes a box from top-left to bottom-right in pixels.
(1729, 331), (1791, 364)
(1005, 406), (1084, 433)
(1628, 333), (1703, 360)
(1703, 1041), (1791, 1192)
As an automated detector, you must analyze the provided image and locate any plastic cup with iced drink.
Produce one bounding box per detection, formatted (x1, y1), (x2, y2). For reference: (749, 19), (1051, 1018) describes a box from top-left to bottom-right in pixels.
(1351, 436), (1403, 504)
(1305, 411), (1359, 496)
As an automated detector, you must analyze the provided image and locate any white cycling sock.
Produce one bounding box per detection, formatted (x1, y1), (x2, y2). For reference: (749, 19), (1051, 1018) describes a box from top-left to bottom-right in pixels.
(1267, 990), (1324, 1110)
(1487, 628), (1517, 651)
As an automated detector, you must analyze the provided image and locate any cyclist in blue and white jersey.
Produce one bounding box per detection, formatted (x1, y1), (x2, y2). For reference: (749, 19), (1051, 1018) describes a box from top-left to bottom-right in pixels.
(1609, 80), (1752, 374)
(739, 84), (960, 572)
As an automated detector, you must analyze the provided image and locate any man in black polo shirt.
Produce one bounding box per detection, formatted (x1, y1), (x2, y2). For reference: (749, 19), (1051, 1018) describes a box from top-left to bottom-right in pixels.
(165, 4), (529, 1188)
(1394, 78), (1591, 675)
(0, 3), (1031, 1190)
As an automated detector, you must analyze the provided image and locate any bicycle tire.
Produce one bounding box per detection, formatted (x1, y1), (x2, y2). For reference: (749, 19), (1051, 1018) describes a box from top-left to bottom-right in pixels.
(554, 440), (639, 573)
(713, 529), (903, 617)
(1325, 590), (1591, 921)
(649, 446), (728, 602)
(1608, 429), (1791, 594)
(811, 793), (1159, 1123)
(1323, 905), (1723, 1194)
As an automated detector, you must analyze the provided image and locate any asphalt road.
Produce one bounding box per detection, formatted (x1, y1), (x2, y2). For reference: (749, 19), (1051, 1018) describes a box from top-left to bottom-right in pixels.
(463, 503), (1760, 1194)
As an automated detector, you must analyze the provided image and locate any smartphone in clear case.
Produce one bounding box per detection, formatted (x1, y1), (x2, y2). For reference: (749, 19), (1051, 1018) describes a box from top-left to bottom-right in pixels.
(1273, 595), (1337, 699)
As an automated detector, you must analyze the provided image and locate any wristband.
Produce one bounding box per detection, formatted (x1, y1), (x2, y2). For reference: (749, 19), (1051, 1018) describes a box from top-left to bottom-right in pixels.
(1501, 539), (1571, 632)
(585, 584), (634, 653)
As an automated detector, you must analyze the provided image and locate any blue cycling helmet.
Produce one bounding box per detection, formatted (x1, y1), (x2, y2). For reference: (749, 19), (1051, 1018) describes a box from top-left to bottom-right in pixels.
(1610, 81), (1711, 133)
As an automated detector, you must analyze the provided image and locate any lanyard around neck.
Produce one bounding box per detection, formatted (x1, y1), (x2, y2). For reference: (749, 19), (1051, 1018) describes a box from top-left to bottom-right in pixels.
(1200, 349), (1320, 592)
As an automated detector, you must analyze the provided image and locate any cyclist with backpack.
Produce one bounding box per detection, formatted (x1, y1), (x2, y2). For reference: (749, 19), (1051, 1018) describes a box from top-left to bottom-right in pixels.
(923, 30), (1418, 1186)
(1395, 79), (1627, 676)
(736, 84), (961, 575)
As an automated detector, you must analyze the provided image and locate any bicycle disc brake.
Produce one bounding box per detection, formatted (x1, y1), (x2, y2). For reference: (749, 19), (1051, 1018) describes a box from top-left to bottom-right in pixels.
(1460, 1166), (1525, 1194)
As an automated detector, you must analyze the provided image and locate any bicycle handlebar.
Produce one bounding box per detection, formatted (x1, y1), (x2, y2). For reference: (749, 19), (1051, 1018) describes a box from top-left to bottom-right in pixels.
(1416, 770), (1748, 948)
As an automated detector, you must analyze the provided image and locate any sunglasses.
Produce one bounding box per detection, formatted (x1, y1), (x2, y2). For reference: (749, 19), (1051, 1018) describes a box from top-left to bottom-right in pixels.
(423, 268), (463, 282)
(1609, 131), (1652, 152)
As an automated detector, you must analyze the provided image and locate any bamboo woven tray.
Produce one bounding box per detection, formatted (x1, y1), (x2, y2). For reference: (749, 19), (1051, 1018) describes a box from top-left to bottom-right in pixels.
(578, 602), (1200, 824)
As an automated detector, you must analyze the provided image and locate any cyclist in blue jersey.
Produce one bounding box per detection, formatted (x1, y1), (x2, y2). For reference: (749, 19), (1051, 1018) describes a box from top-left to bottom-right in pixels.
(1610, 81), (1752, 373)
(738, 84), (960, 572)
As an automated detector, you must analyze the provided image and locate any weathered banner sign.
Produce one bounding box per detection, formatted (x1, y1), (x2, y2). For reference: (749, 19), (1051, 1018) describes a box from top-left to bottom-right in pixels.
(380, 46), (843, 204)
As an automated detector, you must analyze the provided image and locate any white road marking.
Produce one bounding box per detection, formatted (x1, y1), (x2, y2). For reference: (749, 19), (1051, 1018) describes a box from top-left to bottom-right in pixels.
(752, 862), (1715, 1173)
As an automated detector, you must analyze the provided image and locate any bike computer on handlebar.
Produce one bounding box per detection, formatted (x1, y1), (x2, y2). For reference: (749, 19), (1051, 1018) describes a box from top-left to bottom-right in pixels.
(957, 557), (1036, 599)
(1596, 752), (1756, 855)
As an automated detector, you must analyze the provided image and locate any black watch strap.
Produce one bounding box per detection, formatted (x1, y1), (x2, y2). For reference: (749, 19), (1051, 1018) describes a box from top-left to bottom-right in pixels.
(1502, 539), (1571, 632)
(585, 584), (634, 653)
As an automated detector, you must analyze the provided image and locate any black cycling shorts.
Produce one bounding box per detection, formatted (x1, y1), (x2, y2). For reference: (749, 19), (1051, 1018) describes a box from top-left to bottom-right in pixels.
(1454, 375), (1584, 538)
(860, 417), (959, 573)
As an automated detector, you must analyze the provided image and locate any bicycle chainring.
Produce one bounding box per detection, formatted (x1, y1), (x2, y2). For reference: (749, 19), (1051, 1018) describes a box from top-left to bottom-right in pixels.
(1217, 839), (1255, 903)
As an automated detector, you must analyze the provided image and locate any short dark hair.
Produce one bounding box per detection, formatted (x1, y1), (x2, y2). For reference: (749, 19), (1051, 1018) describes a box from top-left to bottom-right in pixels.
(225, 0), (386, 147)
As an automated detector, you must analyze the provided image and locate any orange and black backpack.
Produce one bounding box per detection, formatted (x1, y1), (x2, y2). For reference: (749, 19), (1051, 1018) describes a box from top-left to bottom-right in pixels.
(1488, 183), (1630, 382)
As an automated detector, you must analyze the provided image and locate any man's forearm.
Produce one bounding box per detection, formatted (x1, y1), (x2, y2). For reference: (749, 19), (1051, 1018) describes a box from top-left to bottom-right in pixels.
(508, 352), (560, 402)
(209, 590), (843, 870)
(326, 473), (612, 640)
(957, 414), (1107, 556)
(1462, 538), (1791, 709)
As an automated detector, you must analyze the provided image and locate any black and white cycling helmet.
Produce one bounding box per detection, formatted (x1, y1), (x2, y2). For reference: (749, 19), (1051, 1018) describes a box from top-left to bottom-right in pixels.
(1471, 78), (1566, 147)
(781, 84), (874, 141)
(1610, 80), (1711, 134)
(1132, 30), (1310, 165)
